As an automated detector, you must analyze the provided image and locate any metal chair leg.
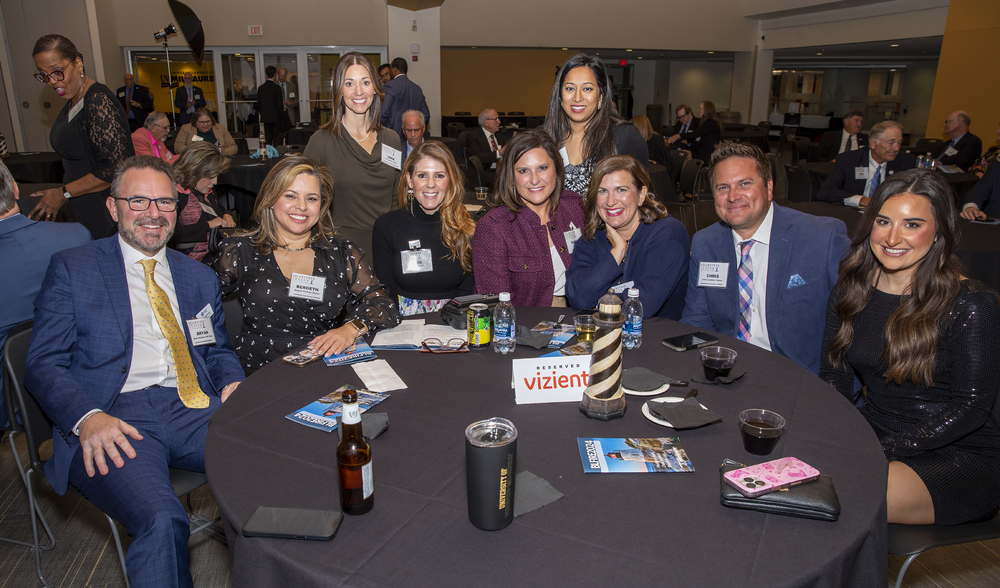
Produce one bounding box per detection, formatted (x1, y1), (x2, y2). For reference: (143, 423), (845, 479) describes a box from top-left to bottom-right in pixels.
(1, 433), (56, 552)
(894, 552), (921, 588)
(105, 515), (132, 588)
(23, 467), (56, 587)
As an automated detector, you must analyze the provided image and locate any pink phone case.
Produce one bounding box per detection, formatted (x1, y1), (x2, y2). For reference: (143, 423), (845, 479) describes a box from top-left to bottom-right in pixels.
(723, 457), (821, 498)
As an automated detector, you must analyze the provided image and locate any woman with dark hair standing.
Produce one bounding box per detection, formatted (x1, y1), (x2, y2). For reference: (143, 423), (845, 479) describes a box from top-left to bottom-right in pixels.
(667, 101), (722, 162)
(172, 142), (234, 261)
(567, 155), (689, 319)
(820, 168), (1000, 526)
(543, 53), (648, 196)
(28, 34), (133, 238)
(472, 129), (585, 307)
(372, 140), (475, 315)
(304, 52), (401, 256)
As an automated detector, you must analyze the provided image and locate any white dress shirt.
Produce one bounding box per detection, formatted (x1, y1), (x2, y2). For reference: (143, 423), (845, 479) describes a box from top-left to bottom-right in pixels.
(482, 127), (500, 169)
(844, 153), (885, 207)
(731, 204), (774, 351)
(839, 131), (858, 154)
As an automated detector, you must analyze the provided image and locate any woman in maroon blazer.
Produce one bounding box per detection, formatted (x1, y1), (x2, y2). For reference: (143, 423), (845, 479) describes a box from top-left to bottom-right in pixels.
(471, 129), (585, 307)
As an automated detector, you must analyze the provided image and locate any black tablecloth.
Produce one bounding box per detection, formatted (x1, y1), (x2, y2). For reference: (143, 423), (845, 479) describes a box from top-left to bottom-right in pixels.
(287, 127), (318, 145)
(218, 154), (280, 222)
(206, 308), (888, 588)
(4, 152), (64, 183)
(790, 201), (1000, 292)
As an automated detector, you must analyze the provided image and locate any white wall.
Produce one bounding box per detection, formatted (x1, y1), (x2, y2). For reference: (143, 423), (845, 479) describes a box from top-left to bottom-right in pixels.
(386, 6), (440, 136)
(668, 62), (735, 118)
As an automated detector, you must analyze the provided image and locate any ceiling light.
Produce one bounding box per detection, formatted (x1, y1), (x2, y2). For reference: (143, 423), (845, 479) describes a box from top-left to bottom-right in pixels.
(562, 48), (568, 50)
(626, 49), (632, 52)
(816, 52), (822, 55)
(891, 44), (899, 47)
(708, 51), (714, 54)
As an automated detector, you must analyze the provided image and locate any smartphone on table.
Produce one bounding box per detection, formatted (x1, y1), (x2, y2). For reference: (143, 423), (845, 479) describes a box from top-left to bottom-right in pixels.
(242, 506), (344, 540)
(661, 331), (719, 352)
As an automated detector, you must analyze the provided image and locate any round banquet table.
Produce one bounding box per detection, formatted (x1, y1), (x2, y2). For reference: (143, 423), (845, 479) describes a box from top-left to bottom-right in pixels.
(2, 151), (64, 183)
(205, 308), (888, 588)
(218, 154), (280, 224)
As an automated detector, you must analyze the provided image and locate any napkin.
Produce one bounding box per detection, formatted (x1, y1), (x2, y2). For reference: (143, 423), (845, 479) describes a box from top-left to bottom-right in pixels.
(622, 367), (680, 392)
(513, 471), (564, 517)
(692, 371), (747, 385)
(336, 412), (389, 440)
(516, 325), (553, 349)
(647, 397), (722, 429)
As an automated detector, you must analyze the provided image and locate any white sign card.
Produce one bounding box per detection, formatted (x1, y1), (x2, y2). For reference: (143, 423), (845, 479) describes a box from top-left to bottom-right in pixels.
(381, 145), (402, 170)
(512, 356), (592, 404)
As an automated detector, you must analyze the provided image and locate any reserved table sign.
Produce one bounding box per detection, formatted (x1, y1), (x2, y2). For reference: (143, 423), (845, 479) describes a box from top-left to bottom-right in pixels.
(512, 356), (591, 404)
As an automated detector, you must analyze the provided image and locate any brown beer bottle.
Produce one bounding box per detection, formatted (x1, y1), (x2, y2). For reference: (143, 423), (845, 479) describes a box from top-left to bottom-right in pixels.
(337, 389), (373, 515)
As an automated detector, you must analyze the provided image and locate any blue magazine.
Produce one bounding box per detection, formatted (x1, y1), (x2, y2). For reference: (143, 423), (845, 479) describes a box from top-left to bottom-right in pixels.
(577, 437), (695, 473)
(323, 341), (376, 366)
(286, 384), (390, 432)
(532, 320), (575, 348)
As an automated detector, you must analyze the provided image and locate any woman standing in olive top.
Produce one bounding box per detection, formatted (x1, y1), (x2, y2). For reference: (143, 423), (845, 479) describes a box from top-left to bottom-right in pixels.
(304, 53), (401, 256)
(29, 34), (133, 238)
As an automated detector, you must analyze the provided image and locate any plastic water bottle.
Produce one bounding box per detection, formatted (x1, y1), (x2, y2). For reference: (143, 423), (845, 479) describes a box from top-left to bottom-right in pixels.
(493, 292), (516, 354)
(622, 288), (643, 349)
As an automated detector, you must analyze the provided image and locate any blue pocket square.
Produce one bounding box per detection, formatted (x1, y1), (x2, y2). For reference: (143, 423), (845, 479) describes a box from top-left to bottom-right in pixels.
(787, 274), (807, 289)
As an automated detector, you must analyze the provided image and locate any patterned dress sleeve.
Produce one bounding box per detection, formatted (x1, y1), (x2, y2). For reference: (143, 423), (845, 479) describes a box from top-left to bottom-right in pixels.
(210, 238), (247, 296)
(341, 241), (402, 333)
(81, 85), (134, 182)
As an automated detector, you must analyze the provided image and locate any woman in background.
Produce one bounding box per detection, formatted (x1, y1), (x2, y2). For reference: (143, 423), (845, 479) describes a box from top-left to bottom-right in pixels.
(820, 168), (1000, 525)
(174, 107), (238, 156)
(542, 53), (648, 196)
(372, 140), (475, 315)
(472, 129), (584, 307)
(173, 142), (234, 261)
(631, 114), (669, 167)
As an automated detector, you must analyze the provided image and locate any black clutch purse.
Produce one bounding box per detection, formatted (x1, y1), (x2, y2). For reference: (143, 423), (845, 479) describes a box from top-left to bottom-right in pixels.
(719, 460), (841, 522)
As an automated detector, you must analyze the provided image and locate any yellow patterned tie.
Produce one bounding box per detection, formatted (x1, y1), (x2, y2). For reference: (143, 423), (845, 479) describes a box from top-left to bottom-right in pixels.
(139, 259), (210, 409)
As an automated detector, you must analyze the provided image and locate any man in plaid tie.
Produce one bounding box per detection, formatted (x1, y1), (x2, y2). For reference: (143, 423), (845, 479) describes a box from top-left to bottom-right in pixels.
(465, 108), (509, 186)
(681, 141), (850, 374)
(26, 155), (244, 587)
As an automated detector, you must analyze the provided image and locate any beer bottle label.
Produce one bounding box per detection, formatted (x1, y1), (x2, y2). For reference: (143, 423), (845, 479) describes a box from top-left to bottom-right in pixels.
(362, 462), (373, 498)
(342, 403), (361, 425)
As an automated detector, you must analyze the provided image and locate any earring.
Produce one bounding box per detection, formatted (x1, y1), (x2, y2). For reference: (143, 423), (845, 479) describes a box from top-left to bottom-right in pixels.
(407, 188), (414, 201)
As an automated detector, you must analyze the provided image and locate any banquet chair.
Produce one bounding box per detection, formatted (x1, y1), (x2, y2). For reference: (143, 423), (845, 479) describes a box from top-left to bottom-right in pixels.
(668, 151), (686, 184)
(767, 153), (788, 205)
(468, 155), (487, 189)
(222, 295), (244, 349)
(675, 159), (706, 232)
(887, 394), (1000, 588)
(914, 138), (943, 153)
(458, 130), (475, 167)
(785, 165), (814, 203)
(4, 321), (221, 588)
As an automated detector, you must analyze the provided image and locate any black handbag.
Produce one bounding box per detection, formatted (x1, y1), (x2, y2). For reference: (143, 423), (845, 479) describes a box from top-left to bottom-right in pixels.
(439, 294), (500, 329)
(720, 460), (841, 522)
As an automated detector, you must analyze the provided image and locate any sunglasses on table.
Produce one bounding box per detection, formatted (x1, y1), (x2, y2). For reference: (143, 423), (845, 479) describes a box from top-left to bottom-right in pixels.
(421, 338), (469, 354)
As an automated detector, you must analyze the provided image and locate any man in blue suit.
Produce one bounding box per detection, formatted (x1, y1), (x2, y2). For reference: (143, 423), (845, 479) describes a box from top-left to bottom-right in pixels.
(961, 158), (1000, 220)
(681, 141), (850, 374)
(380, 57), (430, 143)
(25, 156), (244, 587)
(0, 163), (90, 428)
(816, 121), (916, 207)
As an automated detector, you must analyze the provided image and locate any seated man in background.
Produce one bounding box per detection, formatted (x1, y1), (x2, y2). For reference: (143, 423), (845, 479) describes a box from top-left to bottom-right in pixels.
(400, 109), (426, 161)
(960, 160), (1000, 220)
(682, 141), (849, 375)
(25, 155), (244, 587)
(0, 162), (90, 428)
(669, 104), (699, 151)
(465, 108), (508, 187)
(816, 120), (916, 207)
(932, 111), (982, 172)
(815, 109), (866, 161)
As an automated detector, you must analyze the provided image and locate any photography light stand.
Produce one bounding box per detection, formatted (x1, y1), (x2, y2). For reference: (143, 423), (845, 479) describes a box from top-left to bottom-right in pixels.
(153, 24), (179, 129)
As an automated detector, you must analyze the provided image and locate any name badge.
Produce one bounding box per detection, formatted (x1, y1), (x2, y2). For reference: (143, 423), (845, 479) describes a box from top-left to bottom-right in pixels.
(288, 273), (326, 301)
(611, 280), (634, 294)
(186, 318), (216, 346)
(564, 222), (582, 254)
(943, 146), (959, 157)
(194, 93), (202, 99)
(558, 146), (571, 167)
(196, 303), (214, 319)
(401, 249), (433, 274)
(381, 145), (402, 170)
(854, 167), (870, 180)
(289, 91), (296, 99)
(191, 135), (204, 142)
(697, 262), (728, 288)
(118, 91), (125, 97)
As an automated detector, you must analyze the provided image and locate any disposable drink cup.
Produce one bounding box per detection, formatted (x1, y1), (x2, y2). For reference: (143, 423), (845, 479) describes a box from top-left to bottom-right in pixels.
(739, 409), (786, 456)
(701, 346), (737, 381)
(465, 418), (517, 531)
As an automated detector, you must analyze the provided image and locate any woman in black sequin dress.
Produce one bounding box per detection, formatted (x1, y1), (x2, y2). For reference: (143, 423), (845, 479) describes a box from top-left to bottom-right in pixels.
(211, 156), (400, 374)
(820, 168), (1000, 525)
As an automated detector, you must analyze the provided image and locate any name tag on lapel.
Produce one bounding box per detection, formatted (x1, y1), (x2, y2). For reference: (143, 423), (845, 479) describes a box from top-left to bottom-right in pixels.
(186, 318), (216, 346)
(854, 167), (869, 180)
(697, 262), (728, 288)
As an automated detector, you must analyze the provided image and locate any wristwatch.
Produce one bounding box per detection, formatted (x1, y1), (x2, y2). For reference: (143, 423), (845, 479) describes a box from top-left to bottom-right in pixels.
(62, 185), (72, 199)
(349, 319), (367, 337)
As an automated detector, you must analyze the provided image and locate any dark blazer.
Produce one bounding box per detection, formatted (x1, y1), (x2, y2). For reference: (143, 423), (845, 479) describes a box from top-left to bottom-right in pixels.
(464, 128), (509, 169)
(680, 118), (721, 162)
(0, 215), (90, 426)
(24, 237), (244, 494)
(933, 132), (983, 172)
(963, 160), (1000, 217)
(673, 117), (700, 136)
(681, 204), (850, 374)
(173, 84), (206, 125)
(816, 147), (917, 204)
(380, 74), (430, 142)
(256, 79), (283, 125)
(115, 84), (153, 127)
(815, 130), (868, 162)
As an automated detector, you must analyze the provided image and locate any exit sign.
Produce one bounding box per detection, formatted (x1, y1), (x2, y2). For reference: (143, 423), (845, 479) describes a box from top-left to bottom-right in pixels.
(248, 25), (263, 36)
(620, 59), (627, 65)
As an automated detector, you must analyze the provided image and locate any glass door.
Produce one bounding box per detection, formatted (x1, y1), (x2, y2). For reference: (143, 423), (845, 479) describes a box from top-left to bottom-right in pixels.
(216, 52), (257, 138)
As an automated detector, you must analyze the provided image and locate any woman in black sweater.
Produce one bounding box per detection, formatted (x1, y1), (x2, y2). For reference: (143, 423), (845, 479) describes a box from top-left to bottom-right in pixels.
(372, 141), (475, 315)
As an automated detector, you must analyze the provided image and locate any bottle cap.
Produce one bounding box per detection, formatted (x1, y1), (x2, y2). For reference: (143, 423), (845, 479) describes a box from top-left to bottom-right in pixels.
(628, 288), (639, 298)
(499, 292), (511, 302)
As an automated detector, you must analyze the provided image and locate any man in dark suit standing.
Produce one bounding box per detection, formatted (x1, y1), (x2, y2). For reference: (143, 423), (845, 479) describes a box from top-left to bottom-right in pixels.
(681, 141), (849, 375)
(173, 72), (206, 126)
(817, 120), (916, 206)
(815, 109), (867, 162)
(932, 111), (983, 172)
(117, 73), (154, 133)
(256, 66), (285, 146)
(0, 162), (90, 427)
(669, 104), (699, 150)
(381, 57), (431, 143)
(464, 108), (508, 187)
(25, 156), (244, 586)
